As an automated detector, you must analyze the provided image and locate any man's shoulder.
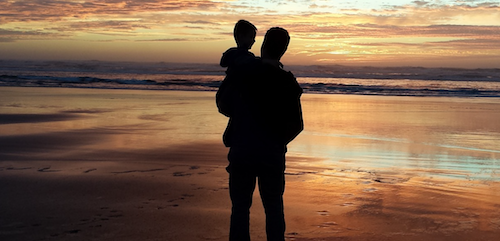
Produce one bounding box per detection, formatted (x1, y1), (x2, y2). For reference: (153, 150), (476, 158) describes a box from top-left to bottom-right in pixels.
(259, 63), (295, 80)
(280, 68), (295, 79)
(257, 64), (301, 95)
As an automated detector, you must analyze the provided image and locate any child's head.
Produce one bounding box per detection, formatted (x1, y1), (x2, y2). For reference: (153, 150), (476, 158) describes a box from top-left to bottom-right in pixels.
(234, 20), (257, 50)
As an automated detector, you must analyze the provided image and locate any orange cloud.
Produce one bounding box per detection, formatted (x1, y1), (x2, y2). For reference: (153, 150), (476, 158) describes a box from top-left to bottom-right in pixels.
(0, 0), (226, 23)
(0, 27), (69, 42)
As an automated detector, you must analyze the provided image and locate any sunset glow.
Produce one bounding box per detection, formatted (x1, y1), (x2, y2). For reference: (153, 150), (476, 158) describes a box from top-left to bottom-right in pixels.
(1, 0), (499, 68)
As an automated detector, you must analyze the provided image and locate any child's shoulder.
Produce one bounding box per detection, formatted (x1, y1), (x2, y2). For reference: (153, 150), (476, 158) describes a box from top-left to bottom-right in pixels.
(223, 47), (239, 55)
(221, 48), (255, 68)
(223, 47), (254, 57)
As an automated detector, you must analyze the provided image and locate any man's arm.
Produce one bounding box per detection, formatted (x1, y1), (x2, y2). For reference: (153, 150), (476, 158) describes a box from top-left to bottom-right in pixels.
(283, 95), (303, 145)
(220, 48), (238, 67)
(281, 73), (304, 145)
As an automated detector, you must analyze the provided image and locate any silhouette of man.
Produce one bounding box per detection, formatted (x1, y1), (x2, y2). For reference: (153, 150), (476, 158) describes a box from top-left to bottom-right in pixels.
(216, 27), (303, 241)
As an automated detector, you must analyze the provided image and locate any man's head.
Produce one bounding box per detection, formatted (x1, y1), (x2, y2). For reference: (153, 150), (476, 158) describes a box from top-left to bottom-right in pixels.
(261, 27), (290, 61)
(234, 20), (257, 49)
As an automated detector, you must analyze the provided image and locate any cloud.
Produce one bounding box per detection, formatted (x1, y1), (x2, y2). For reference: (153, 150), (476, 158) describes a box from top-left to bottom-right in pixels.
(2, 0), (497, 39)
(137, 38), (190, 42)
(1, 0), (499, 67)
(349, 38), (500, 50)
(412, 1), (429, 7)
(427, 38), (500, 50)
(378, 1), (500, 24)
(184, 20), (220, 25)
(0, 0), (237, 41)
(137, 37), (223, 42)
(309, 37), (500, 59)
(0, 38), (15, 42)
(0, 28), (68, 41)
(281, 23), (500, 43)
(67, 21), (151, 31)
(0, 0), (227, 23)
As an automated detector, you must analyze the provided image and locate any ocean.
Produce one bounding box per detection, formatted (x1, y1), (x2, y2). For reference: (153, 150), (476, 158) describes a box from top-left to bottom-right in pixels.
(1, 59), (499, 97)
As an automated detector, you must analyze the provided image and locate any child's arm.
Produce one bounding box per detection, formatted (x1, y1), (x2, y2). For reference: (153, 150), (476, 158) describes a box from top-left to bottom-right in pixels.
(220, 47), (238, 67)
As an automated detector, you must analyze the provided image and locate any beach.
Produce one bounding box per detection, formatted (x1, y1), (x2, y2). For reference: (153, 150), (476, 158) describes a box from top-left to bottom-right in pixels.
(1, 86), (500, 241)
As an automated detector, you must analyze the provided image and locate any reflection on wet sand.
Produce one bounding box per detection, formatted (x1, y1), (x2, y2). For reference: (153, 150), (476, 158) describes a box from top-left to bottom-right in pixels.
(293, 94), (500, 180)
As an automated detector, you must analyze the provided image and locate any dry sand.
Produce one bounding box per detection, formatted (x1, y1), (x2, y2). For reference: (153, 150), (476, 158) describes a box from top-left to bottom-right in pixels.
(1, 87), (500, 241)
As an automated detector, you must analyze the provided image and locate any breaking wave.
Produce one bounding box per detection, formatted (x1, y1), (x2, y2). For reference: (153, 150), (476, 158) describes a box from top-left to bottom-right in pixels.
(1, 60), (499, 97)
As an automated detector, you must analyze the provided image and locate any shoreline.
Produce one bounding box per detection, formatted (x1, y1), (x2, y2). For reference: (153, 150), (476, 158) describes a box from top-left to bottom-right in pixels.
(1, 85), (500, 100)
(2, 73), (500, 97)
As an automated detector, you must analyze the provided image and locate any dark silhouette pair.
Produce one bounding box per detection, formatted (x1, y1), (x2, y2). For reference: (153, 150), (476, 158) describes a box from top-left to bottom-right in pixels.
(217, 20), (304, 241)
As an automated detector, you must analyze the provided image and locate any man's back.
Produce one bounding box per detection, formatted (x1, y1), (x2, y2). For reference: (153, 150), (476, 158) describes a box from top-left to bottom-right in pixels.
(218, 60), (303, 149)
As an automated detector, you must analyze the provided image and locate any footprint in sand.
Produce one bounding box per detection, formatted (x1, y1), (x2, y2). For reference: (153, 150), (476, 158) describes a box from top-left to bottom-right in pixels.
(173, 171), (191, 177)
(164, 193), (195, 207)
(211, 187), (229, 192)
(78, 207), (124, 227)
(489, 219), (500, 230)
(83, 168), (97, 173)
(189, 165), (211, 175)
(317, 210), (330, 216)
(318, 221), (338, 228)
(108, 210), (123, 218)
(342, 193), (354, 198)
(3, 166), (32, 171)
(48, 229), (81, 238)
(285, 232), (299, 239)
(342, 202), (355, 207)
(100, 210), (123, 220)
(363, 188), (378, 192)
(38, 166), (60, 172)
(373, 176), (409, 184)
(112, 168), (166, 174)
(173, 165), (210, 177)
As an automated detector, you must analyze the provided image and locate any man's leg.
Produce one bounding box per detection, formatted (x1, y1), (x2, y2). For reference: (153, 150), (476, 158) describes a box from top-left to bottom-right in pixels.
(258, 150), (286, 241)
(228, 148), (256, 241)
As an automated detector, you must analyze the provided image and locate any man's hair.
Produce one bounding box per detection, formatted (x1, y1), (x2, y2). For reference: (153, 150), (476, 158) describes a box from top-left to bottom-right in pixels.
(262, 27), (290, 59)
(234, 20), (257, 39)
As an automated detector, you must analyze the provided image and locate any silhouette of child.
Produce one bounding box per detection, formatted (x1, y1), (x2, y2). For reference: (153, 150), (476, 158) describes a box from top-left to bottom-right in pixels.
(220, 20), (257, 73)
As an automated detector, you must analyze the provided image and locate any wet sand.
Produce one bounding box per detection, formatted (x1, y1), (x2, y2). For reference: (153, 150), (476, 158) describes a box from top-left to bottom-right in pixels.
(1, 87), (500, 241)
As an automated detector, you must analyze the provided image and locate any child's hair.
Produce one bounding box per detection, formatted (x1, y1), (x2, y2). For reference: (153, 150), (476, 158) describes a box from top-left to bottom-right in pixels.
(262, 27), (290, 59)
(234, 20), (257, 40)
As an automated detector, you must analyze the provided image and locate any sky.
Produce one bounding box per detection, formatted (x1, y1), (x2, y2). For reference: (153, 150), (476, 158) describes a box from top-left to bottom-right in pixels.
(0, 0), (499, 68)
